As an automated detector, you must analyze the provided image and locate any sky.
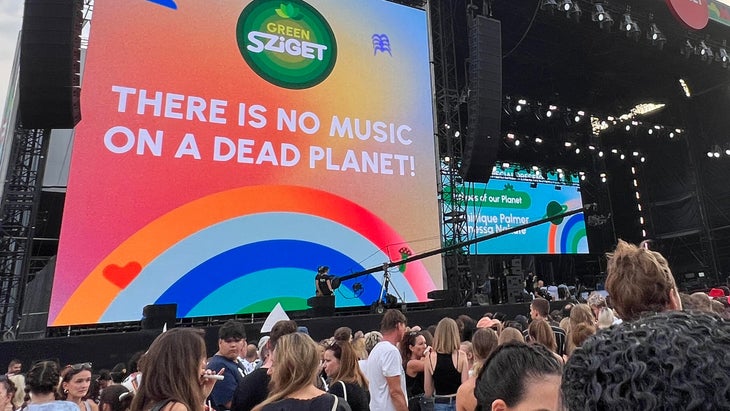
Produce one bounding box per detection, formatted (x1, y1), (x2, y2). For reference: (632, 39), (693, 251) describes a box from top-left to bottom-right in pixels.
(0, 0), (22, 116)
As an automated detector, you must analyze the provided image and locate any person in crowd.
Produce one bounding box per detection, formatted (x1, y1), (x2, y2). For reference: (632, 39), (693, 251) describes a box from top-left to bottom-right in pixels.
(526, 319), (557, 355)
(474, 343), (563, 411)
(586, 292), (607, 320)
(23, 361), (77, 411)
(322, 341), (369, 411)
(240, 345), (258, 376)
(58, 363), (98, 411)
(98, 385), (132, 411)
(455, 328), (498, 411)
(109, 364), (126, 385)
(596, 307), (615, 330)
(476, 317), (501, 336)
(400, 330), (428, 411)
(253, 333), (351, 411)
(231, 320), (297, 411)
(456, 315), (476, 342)
(8, 375), (24, 410)
(96, 370), (112, 393)
(5, 362), (20, 378)
(351, 332), (367, 361)
(130, 328), (221, 411)
(564, 323), (595, 361)
(424, 318), (469, 411)
(315, 266), (334, 297)
(207, 320), (247, 411)
(459, 342), (474, 373)
(364, 309), (408, 411)
(333, 327), (352, 343)
(562, 311), (730, 410)
(120, 352), (144, 394)
(0, 375), (16, 411)
(564, 304), (594, 355)
(525, 298), (566, 356)
(605, 239), (682, 321)
(496, 328), (524, 346)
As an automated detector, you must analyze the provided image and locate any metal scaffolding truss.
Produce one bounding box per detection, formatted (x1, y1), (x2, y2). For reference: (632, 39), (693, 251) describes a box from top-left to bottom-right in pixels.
(430, 0), (471, 302)
(0, 125), (50, 333)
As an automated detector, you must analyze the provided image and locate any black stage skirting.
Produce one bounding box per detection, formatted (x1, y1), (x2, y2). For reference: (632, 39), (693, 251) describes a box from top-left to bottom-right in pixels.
(0, 301), (567, 371)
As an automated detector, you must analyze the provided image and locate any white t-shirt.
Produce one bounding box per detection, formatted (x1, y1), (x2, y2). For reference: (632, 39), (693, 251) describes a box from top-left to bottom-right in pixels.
(364, 341), (407, 411)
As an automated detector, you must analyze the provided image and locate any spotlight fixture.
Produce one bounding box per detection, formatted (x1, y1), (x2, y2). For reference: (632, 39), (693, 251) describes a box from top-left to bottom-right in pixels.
(620, 11), (640, 40)
(698, 41), (714, 63)
(592, 4), (613, 29)
(559, 0), (573, 12)
(647, 24), (666, 49)
(718, 47), (729, 68)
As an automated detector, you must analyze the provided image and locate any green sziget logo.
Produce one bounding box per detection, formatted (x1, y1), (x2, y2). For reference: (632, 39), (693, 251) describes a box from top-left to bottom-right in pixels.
(236, 0), (338, 89)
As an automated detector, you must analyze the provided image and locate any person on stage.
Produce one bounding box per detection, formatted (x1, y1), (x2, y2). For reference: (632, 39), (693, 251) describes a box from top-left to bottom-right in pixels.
(315, 266), (334, 297)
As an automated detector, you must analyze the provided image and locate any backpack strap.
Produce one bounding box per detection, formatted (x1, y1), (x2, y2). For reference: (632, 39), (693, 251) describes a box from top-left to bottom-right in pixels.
(151, 399), (173, 411)
(339, 381), (347, 402)
(330, 395), (338, 411)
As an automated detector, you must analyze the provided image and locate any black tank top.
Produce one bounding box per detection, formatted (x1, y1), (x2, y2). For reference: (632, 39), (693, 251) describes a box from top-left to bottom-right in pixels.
(405, 371), (424, 397)
(433, 352), (461, 395)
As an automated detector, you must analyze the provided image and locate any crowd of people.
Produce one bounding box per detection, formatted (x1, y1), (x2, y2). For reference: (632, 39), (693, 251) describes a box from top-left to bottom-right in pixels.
(5, 239), (730, 411)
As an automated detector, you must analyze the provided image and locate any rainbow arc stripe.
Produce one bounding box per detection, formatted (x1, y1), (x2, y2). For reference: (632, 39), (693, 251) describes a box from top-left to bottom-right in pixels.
(51, 185), (434, 325)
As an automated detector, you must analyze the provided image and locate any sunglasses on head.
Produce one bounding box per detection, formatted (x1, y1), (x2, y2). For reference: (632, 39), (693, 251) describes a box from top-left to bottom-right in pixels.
(65, 362), (92, 371)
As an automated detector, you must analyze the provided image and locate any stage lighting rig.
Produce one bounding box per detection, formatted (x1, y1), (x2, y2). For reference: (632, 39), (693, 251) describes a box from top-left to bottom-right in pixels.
(647, 24), (666, 49)
(718, 47), (730, 68)
(541, 0), (559, 11)
(698, 41), (714, 63)
(620, 11), (640, 40)
(591, 4), (612, 29)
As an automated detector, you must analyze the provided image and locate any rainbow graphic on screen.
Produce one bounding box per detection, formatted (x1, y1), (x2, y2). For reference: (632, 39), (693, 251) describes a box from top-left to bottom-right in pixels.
(53, 185), (435, 325)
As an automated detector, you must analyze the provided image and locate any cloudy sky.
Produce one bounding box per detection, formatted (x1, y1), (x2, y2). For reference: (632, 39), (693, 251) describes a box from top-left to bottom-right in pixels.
(0, 1), (22, 115)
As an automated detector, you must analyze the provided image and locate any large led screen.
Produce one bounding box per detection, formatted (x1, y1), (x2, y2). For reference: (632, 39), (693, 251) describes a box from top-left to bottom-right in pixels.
(463, 168), (588, 255)
(50, 0), (442, 326)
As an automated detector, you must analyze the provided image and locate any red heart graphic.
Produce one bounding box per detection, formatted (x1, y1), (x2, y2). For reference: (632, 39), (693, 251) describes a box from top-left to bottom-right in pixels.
(103, 262), (142, 289)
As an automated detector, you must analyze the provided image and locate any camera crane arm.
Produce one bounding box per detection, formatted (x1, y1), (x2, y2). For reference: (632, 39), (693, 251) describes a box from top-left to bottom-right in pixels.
(331, 203), (595, 289)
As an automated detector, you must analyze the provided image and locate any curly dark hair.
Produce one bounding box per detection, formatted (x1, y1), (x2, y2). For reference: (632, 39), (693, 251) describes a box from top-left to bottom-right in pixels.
(562, 310), (730, 410)
(474, 342), (562, 409)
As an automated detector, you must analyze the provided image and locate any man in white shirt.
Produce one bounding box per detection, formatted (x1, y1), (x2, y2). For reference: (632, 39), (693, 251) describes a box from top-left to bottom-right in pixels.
(364, 309), (408, 411)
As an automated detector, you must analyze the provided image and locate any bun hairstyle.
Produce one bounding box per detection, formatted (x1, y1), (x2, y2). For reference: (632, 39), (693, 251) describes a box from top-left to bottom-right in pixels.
(100, 385), (133, 411)
(24, 361), (62, 406)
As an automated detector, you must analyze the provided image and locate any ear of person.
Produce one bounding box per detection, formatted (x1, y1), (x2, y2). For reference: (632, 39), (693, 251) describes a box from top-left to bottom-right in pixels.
(491, 399), (507, 411)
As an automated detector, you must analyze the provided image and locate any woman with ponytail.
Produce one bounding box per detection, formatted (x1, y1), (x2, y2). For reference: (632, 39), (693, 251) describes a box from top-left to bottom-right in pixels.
(322, 340), (369, 411)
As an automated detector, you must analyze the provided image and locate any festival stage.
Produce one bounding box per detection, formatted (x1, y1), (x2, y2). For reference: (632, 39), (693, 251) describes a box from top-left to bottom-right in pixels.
(0, 301), (567, 371)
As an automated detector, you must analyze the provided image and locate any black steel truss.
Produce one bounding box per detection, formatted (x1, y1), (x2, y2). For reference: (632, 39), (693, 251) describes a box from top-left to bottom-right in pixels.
(0, 125), (50, 333)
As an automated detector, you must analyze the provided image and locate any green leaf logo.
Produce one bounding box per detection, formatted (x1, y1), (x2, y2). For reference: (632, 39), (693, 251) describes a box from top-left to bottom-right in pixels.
(275, 3), (302, 19)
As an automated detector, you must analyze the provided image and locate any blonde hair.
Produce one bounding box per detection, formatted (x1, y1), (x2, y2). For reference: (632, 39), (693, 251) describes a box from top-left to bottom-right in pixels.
(497, 327), (524, 346)
(432, 318), (461, 354)
(253, 333), (320, 411)
(597, 308), (615, 329)
(471, 328), (498, 376)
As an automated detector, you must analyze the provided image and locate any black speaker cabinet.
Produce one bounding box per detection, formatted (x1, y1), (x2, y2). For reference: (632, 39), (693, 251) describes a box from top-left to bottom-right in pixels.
(20, 0), (83, 129)
(460, 16), (502, 183)
(307, 295), (335, 317)
(141, 303), (177, 330)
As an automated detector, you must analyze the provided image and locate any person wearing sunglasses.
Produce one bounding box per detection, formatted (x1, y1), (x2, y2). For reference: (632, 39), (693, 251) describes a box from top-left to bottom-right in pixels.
(58, 363), (97, 411)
